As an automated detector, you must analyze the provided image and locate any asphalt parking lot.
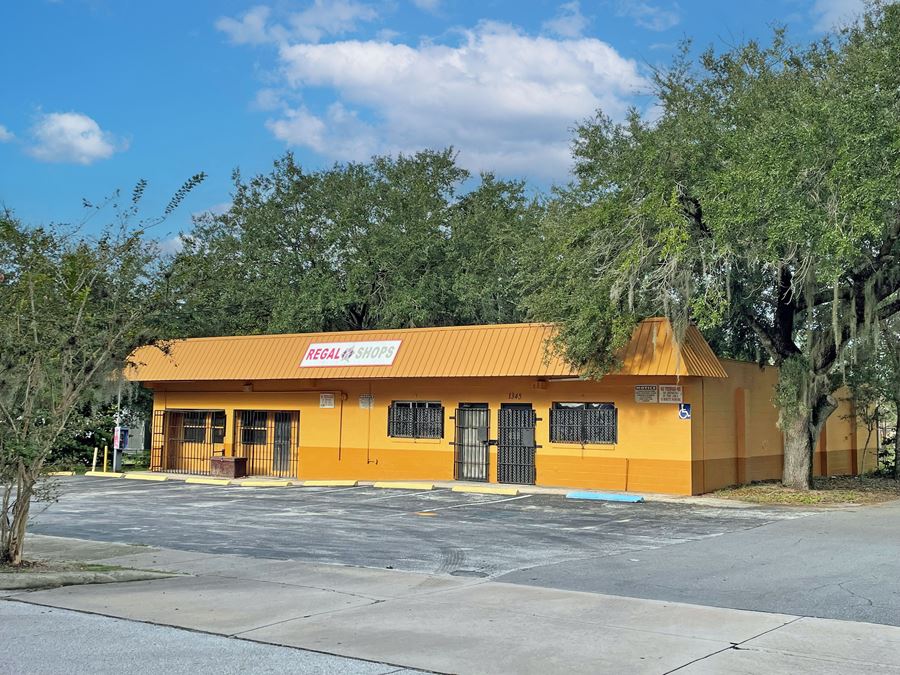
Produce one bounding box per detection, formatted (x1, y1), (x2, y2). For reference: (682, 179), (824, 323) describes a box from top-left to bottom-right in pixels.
(32, 476), (804, 578)
(28, 476), (900, 625)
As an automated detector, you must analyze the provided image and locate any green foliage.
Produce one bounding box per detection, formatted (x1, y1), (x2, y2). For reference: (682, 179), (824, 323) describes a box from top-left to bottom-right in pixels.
(525, 4), (900, 486)
(0, 173), (203, 563)
(164, 150), (538, 337)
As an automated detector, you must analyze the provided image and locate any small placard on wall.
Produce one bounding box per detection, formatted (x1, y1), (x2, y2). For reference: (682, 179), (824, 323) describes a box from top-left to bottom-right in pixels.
(659, 384), (683, 404)
(634, 384), (658, 403)
(359, 394), (374, 409)
(319, 393), (335, 409)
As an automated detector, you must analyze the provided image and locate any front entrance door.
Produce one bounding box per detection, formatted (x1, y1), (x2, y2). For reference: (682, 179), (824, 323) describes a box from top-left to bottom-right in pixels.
(272, 412), (294, 475)
(454, 404), (490, 482)
(497, 403), (538, 485)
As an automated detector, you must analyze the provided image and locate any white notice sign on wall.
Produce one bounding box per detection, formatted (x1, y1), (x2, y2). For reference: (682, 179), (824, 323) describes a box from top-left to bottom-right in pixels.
(659, 384), (683, 404)
(301, 340), (401, 367)
(320, 393), (335, 409)
(359, 394), (374, 409)
(634, 385), (658, 403)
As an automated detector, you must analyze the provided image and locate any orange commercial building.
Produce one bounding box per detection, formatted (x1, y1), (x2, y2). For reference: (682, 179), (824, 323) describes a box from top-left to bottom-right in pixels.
(127, 318), (870, 495)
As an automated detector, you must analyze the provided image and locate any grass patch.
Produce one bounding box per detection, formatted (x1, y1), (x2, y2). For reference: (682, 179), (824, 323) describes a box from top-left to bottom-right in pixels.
(714, 475), (900, 506)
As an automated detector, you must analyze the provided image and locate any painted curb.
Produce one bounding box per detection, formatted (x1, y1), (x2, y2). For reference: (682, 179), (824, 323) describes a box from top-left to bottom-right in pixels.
(451, 486), (519, 496)
(84, 471), (125, 478)
(301, 480), (359, 487)
(46, 471), (75, 477)
(124, 473), (168, 482)
(185, 477), (233, 486)
(566, 491), (644, 503)
(239, 480), (293, 487)
(373, 481), (435, 490)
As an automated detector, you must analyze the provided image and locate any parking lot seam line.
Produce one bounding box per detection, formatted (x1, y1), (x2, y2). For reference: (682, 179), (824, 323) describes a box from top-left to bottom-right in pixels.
(409, 494), (531, 513)
(451, 486), (519, 496)
(184, 477), (233, 486)
(84, 471), (125, 478)
(301, 480), (359, 487)
(46, 471), (76, 476)
(124, 473), (169, 482)
(373, 481), (435, 490)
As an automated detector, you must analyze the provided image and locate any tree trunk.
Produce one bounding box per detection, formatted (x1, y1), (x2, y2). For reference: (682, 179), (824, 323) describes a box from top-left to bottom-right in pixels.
(1, 463), (34, 566)
(894, 394), (900, 481)
(782, 413), (816, 489)
(7, 489), (31, 566)
(780, 371), (836, 490)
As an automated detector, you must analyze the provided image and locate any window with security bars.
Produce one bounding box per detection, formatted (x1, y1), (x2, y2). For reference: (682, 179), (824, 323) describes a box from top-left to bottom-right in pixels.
(388, 401), (444, 439)
(241, 410), (268, 445)
(550, 402), (617, 444)
(211, 411), (226, 444)
(183, 411), (207, 443)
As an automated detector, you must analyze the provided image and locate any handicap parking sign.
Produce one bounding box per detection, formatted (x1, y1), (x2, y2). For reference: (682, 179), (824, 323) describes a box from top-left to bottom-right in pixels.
(678, 403), (692, 420)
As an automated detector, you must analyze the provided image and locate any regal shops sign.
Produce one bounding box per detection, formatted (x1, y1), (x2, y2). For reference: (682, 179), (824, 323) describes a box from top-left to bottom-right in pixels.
(300, 340), (402, 367)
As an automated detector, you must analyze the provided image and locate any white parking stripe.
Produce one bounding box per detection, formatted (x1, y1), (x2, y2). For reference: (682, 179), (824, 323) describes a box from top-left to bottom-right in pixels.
(361, 489), (439, 502)
(416, 494), (532, 512)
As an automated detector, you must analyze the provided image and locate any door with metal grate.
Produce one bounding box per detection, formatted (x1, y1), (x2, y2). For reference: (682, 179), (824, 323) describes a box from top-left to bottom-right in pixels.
(497, 404), (538, 485)
(235, 410), (300, 478)
(157, 409), (225, 475)
(453, 405), (490, 482)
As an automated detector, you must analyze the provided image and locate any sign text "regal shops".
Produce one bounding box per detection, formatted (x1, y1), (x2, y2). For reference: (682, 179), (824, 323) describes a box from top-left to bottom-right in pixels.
(300, 340), (402, 367)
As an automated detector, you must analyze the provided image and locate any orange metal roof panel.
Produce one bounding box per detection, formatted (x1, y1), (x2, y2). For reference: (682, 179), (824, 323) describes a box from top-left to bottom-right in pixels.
(126, 319), (726, 382)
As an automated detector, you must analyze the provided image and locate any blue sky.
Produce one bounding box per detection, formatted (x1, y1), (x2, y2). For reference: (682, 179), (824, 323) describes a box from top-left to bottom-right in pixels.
(0, 0), (866, 244)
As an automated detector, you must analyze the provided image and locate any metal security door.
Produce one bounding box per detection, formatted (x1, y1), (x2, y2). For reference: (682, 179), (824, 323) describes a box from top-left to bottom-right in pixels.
(497, 404), (538, 485)
(272, 412), (293, 476)
(454, 405), (490, 482)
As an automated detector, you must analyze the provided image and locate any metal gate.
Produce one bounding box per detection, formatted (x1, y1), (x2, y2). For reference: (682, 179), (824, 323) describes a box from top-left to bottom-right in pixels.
(235, 410), (300, 478)
(497, 404), (538, 485)
(152, 409), (225, 475)
(453, 405), (490, 482)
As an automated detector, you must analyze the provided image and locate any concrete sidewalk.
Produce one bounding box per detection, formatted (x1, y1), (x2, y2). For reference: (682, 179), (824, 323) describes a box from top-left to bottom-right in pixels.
(8, 534), (900, 674)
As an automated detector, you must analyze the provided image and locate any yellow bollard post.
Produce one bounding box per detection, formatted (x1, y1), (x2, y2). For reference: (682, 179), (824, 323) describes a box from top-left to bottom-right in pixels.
(103, 445), (109, 473)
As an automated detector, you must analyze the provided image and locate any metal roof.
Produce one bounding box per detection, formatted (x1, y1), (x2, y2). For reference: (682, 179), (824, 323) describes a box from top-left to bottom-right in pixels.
(126, 318), (727, 382)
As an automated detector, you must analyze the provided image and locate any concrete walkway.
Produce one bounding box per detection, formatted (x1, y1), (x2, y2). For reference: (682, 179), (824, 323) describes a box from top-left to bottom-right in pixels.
(7, 534), (900, 674)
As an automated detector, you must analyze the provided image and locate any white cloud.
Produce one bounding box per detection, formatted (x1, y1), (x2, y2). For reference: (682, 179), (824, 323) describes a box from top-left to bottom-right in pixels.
(27, 112), (124, 165)
(267, 102), (379, 161)
(411, 0), (441, 11)
(158, 235), (185, 255)
(216, 1), (378, 45)
(215, 5), (274, 44)
(266, 21), (647, 178)
(543, 2), (589, 38)
(0, 124), (13, 142)
(615, 1), (680, 31)
(810, 0), (865, 32)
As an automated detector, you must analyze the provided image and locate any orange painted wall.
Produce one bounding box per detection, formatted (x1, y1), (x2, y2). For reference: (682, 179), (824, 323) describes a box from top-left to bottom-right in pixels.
(695, 360), (869, 492)
(149, 374), (699, 494)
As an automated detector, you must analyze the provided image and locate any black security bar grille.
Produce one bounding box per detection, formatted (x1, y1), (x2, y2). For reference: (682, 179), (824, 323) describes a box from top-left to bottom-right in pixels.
(497, 405), (538, 485)
(550, 403), (618, 445)
(388, 401), (444, 439)
(234, 410), (300, 478)
(453, 406), (490, 482)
